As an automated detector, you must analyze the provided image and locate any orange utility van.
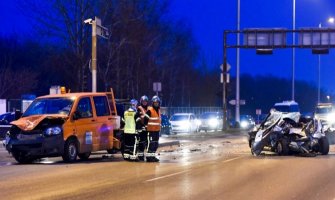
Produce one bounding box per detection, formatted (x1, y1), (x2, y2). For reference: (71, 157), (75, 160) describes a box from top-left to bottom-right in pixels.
(4, 90), (121, 163)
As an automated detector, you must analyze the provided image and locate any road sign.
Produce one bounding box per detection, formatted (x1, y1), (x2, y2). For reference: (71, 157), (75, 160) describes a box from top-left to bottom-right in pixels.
(229, 99), (245, 105)
(229, 100), (236, 105)
(220, 63), (231, 72)
(256, 109), (262, 115)
(153, 82), (162, 92)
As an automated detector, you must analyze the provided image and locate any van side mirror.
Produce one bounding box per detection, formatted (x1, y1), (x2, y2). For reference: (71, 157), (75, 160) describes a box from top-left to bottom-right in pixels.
(73, 111), (81, 120)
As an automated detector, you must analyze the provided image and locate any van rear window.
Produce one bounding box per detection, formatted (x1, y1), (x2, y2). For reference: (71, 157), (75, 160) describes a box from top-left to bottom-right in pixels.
(274, 105), (300, 112)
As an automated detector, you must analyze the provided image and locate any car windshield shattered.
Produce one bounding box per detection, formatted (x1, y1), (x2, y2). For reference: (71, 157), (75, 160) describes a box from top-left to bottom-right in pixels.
(23, 97), (75, 117)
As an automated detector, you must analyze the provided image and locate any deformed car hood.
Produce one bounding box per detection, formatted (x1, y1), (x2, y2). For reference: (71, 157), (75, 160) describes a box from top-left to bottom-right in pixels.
(10, 114), (68, 131)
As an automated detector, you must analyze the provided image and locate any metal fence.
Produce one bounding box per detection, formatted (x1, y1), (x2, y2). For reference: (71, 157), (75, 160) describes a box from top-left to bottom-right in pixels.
(7, 99), (21, 112)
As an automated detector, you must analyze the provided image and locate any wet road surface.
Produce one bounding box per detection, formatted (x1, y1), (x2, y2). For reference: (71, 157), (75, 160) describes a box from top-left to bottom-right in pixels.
(1, 132), (335, 200)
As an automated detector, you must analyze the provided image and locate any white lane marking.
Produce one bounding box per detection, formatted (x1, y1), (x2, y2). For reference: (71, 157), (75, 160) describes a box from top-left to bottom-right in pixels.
(145, 156), (245, 182)
(221, 155), (245, 163)
(145, 170), (190, 182)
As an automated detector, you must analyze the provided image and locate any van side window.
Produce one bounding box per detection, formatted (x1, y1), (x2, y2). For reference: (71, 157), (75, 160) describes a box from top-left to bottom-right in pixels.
(76, 97), (93, 118)
(93, 96), (110, 117)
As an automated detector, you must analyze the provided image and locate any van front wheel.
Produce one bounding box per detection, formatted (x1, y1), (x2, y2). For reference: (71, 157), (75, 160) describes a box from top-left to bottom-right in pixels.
(62, 139), (78, 162)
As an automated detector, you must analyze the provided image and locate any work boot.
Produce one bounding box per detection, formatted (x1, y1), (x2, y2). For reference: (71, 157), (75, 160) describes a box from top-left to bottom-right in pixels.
(138, 156), (144, 161)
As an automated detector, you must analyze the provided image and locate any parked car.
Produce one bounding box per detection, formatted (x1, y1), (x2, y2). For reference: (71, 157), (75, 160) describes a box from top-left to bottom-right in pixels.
(198, 112), (223, 132)
(0, 112), (21, 139)
(160, 114), (171, 135)
(170, 113), (198, 134)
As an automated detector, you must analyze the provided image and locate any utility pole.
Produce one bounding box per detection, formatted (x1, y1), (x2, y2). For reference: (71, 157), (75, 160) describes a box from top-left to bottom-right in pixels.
(236, 0), (241, 123)
(92, 19), (97, 92)
(292, 0), (296, 100)
(84, 17), (109, 92)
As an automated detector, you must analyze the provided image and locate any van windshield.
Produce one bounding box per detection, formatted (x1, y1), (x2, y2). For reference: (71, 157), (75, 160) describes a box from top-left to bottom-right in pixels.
(23, 98), (74, 117)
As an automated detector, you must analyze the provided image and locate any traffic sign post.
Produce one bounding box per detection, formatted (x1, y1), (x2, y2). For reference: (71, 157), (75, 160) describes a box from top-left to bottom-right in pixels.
(256, 109), (262, 124)
(153, 82), (162, 96)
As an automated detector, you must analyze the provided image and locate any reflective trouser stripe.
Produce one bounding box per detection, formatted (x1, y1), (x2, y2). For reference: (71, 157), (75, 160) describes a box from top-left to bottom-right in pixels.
(133, 136), (138, 158)
(146, 133), (150, 152)
(146, 153), (156, 157)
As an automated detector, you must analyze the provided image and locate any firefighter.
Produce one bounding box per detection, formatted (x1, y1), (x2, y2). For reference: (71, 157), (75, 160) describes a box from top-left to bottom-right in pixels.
(136, 95), (149, 161)
(122, 99), (139, 161)
(144, 95), (161, 162)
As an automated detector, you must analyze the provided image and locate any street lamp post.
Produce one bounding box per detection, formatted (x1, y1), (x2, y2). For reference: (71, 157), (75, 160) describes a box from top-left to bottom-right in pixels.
(292, 0), (296, 101)
(317, 17), (334, 103)
(84, 17), (109, 92)
(318, 23), (321, 103)
(236, 0), (241, 124)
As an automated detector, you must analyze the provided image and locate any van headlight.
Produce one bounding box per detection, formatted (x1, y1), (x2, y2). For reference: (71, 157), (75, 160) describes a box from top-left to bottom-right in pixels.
(44, 126), (62, 136)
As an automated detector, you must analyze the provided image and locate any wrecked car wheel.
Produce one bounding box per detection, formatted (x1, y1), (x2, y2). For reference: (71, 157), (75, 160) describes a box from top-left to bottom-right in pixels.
(276, 139), (289, 156)
(250, 140), (261, 156)
(319, 137), (329, 155)
(62, 139), (78, 162)
(78, 152), (91, 160)
(12, 151), (35, 164)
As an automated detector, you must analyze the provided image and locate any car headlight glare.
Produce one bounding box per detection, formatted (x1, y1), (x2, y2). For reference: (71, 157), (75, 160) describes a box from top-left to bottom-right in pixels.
(44, 126), (62, 136)
(209, 118), (218, 127)
(326, 113), (335, 123)
(241, 121), (249, 128)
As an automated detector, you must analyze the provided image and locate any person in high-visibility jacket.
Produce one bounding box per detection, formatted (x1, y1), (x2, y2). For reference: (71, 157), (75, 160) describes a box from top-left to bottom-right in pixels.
(136, 95), (149, 161)
(144, 96), (161, 162)
(123, 99), (140, 161)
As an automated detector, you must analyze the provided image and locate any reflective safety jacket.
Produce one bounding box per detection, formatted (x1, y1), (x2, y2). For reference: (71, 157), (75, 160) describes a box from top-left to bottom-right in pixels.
(147, 106), (161, 132)
(124, 109), (136, 134)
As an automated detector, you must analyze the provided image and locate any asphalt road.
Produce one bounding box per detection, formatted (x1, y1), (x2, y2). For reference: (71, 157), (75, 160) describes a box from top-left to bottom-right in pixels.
(1, 132), (335, 200)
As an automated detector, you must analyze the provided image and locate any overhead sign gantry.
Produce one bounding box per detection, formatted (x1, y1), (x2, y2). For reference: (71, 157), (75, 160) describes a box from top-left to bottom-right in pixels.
(222, 28), (335, 130)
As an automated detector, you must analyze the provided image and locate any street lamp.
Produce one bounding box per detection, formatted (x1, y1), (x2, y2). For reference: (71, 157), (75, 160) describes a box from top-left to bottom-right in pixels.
(236, 0), (241, 123)
(317, 17), (334, 103)
(292, 0), (296, 101)
(84, 17), (108, 92)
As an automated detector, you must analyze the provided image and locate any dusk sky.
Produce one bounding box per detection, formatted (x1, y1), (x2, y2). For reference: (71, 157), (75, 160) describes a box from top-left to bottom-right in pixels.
(2, 0), (335, 94)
